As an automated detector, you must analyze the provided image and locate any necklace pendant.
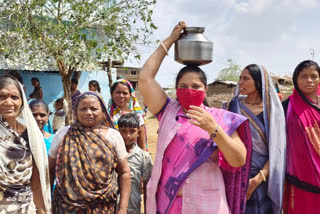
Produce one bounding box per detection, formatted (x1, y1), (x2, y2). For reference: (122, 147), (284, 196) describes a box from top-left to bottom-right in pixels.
(245, 99), (262, 105)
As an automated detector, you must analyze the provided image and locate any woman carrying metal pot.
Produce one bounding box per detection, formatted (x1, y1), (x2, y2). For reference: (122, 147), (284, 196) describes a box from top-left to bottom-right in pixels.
(139, 22), (252, 214)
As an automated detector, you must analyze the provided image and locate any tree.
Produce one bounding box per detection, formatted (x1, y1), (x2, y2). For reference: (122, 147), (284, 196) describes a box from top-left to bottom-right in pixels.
(216, 59), (241, 82)
(0, 0), (157, 124)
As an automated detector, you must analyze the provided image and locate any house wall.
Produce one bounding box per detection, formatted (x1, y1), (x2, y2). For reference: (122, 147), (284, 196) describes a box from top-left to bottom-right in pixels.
(0, 70), (112, 122)
(116, 67), (140, 90)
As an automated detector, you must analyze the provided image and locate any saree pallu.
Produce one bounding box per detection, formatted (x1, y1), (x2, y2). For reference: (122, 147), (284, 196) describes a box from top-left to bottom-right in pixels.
(283, 89), (320, 213)
(224, 65), (286, 214)
(0, 120), (34, 213)
(0, 77), (51, 212)
(53, 124), (118, 214)
(226, 97), (286, 214)
(154, 103), (252, 214)
(239, 103), (272, 214)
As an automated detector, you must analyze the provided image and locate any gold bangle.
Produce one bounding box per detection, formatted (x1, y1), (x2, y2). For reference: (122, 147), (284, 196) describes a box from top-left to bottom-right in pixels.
(259, 170), (266, 182)
(160, 41), (169, 56)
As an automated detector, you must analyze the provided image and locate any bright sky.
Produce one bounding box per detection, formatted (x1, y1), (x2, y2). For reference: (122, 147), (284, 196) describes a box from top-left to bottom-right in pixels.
(125, 0), (320, 87)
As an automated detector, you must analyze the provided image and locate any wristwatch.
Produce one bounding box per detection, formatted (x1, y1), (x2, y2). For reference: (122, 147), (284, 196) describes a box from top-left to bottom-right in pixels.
(210, 125), (221, 139)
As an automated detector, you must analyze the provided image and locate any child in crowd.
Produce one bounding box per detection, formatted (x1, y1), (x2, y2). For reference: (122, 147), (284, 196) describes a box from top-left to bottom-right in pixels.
(88, 80), (101, 93)
(29, 77), (43, 99)
(118, 113), (153, 214)
(52, 98), (68, 132)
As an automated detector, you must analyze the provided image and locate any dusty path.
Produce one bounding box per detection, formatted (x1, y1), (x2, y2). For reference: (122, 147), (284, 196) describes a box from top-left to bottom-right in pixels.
(145, 112), (159, 162)
(140, 112), (159, 213)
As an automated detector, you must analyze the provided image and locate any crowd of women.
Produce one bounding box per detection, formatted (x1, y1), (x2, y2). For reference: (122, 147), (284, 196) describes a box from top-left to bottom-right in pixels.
(0, 21), (319, 214)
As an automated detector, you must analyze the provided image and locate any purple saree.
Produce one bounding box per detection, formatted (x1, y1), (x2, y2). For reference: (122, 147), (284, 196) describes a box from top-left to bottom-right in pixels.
(152, 101), (252, 214)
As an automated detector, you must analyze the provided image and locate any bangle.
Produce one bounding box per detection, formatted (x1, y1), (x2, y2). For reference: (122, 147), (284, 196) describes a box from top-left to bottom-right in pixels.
(160, 41), (169, 56)
(259, 170), (266, 182)
(210, 125), (220, 139)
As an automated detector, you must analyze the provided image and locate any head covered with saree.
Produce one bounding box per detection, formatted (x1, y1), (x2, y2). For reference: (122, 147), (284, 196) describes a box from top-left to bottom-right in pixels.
(286, 60), (320, 193)
(53, 91), (119, 213)
(224, 65), (286, 214)
(0, 75), (51, 212)
(108, 79), (146, 127)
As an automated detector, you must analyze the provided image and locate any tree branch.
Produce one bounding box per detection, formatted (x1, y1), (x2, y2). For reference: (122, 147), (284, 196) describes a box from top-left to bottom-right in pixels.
(57, 0), (62, 23)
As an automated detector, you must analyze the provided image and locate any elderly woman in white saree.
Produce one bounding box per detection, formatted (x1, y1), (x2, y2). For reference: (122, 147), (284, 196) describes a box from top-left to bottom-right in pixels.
(223, 65), (286, 214)
(0, 75), (51, 213)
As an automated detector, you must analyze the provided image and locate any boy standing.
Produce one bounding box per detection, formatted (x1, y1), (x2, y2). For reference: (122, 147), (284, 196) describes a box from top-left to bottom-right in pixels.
(118, 113), (153, 214)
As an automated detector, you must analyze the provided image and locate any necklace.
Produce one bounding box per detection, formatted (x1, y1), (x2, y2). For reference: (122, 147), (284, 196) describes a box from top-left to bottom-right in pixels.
(245, 99), (262, 105)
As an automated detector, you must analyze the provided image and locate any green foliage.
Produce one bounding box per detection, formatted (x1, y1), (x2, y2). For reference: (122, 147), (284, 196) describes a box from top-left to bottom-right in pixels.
(216, 59), (241, 82)
(0, 0), (157, 74)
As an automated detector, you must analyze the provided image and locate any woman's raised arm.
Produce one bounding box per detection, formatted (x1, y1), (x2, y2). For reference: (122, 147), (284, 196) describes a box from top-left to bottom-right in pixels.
(139, 22), (187, 115)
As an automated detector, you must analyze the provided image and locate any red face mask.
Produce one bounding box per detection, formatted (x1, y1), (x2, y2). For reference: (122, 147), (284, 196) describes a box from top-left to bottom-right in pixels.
(176, 88), (206, 110)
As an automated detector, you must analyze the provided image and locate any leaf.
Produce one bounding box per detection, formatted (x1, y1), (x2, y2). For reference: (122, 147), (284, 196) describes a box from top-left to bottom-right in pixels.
(216, 59), (242, 82)
(134, 54), (141, 60)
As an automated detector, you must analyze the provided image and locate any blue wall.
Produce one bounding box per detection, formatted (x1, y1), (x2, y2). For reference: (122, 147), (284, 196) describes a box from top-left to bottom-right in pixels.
(0, 70), (113, 123)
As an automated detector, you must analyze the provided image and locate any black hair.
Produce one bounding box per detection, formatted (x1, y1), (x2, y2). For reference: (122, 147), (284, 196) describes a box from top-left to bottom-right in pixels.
(292, 60), (320, 90)
(175, 65), (209, 106)
(31, 77), (40, 83)
(75, 92), (115, 128)
(29, 99), (49, 113)
(244, 64), (263, 98)
(55, 98), (64, 105)
(89, 80), (101, 93)
(7, 70), (23, 84)
(71, 78), (78, 85)
(0, 75), (24, 109)
(75, 94), (99, 118)
(76, 94), (99, 109)
(175, 66), (207, 88)
(118, 113), (140, 129)
(110, 80), (131, 97)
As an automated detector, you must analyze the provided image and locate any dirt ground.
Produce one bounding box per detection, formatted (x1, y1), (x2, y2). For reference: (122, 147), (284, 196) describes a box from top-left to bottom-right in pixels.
(145, 112), (159, 162)
(139, 112), (158, 213)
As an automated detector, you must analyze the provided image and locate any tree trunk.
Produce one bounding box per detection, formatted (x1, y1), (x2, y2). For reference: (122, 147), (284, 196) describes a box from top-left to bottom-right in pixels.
(107, 57), (113, 88)
(74, 71), (81, 81)
(60, 70), (73, 125)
